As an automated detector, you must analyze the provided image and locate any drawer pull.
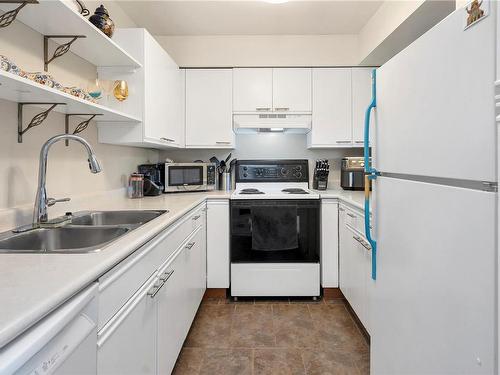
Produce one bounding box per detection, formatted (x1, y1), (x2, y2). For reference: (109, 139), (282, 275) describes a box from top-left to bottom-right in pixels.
(353, 235), (371, 251)
(215, 141), (231, 145)
(256, 107), (271, 111)
(274, 107), (289, 111)
(336, 140), (352, 144)
(192, 215), (201, 221)
(160, 137), (176, 143)
(148, 270), (174, 298)
(346, 212), (357, 219)
(185, 241), (196, 250)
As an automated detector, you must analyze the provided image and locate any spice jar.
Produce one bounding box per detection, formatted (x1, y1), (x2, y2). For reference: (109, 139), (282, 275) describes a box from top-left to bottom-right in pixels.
(128, 173), (144, 199)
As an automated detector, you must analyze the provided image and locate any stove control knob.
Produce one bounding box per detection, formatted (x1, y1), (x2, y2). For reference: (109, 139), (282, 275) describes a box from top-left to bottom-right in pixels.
(281, 168), (289, 176)
(243, 173), (248, 178)
(243, 166), (248, 171)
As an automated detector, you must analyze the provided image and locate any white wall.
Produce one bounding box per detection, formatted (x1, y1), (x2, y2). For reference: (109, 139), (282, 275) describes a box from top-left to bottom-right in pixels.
(0, 3), (157, 220)
(155, 1), (455, 68)
(359, 0), (455, 65)
(156, 34), (360, 67)
(161, 134), (363, 187)
(358, 1), (425, 62)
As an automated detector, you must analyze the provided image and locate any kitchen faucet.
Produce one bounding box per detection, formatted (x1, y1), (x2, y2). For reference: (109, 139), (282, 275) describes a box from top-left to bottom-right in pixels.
(33, 134), (102, 227)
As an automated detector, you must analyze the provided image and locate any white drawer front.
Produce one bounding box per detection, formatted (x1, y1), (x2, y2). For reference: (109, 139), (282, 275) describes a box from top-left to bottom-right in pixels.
(342, 205), (366, 236)
(231, 263), (320, 297)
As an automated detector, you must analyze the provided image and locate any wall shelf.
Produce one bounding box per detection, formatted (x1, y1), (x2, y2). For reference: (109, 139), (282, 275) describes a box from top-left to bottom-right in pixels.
(0, 0), (142, 69)
(0, 70), (141, 123)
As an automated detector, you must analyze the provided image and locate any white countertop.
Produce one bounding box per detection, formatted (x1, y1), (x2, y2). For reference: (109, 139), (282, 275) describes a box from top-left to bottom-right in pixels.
(314, 188), (365, 210)
(0, 188), (364, 348)
(0, 190), (230, 349)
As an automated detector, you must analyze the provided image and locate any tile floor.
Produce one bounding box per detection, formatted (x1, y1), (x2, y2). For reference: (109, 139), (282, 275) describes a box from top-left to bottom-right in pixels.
(172, 297), (369, 375)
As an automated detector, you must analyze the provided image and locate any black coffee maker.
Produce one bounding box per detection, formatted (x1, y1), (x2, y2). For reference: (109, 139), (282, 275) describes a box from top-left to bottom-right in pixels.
(138, 164), (164, 196)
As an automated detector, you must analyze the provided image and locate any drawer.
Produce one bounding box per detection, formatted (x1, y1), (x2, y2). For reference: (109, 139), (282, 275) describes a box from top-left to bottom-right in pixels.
(189, 203), (206, 232)
(341, 205), (367, 236)
(98, 202), (205, 330)
(345, 221), (372, 251)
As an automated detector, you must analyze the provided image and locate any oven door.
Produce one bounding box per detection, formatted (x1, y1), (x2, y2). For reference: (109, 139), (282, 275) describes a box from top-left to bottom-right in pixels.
(230, 199), (320, 263)
(164, 164), (207, 192)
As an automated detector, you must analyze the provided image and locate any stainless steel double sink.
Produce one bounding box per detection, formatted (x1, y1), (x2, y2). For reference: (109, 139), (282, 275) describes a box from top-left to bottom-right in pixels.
(0, 210), (167, 254)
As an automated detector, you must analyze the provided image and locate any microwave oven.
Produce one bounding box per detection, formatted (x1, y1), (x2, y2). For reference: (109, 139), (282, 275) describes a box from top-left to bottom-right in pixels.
(164, 162), (217, 193)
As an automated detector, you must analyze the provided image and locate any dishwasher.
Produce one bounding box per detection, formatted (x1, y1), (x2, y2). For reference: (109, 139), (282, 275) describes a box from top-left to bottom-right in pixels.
(0, 283), (98, 375)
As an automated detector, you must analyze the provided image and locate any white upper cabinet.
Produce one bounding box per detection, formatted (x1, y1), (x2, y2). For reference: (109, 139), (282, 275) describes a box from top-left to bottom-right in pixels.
(308, 68), (352, 147)
(233, 68), (273, 112)
(185, 69), (234, 148)
(308, 67), (374, 148)
(144, 33), (184, 147)
(273, 68), (312, 112)
(232, 68), (312, 113)
(352, 68), (373, 145)
(97, 29), (184, 149)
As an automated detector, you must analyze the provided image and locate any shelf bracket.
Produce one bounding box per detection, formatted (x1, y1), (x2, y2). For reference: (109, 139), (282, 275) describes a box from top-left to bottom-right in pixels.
(64, 113), (102, 146)
(44, 35), (86, 72)
(0, 0), (38, 29)
(18, 102), (66, 143)
(75, 0), (90, 16)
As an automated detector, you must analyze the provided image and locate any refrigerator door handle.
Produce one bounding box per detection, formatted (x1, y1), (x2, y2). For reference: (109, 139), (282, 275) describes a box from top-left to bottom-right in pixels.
(364, 69), (378, 280)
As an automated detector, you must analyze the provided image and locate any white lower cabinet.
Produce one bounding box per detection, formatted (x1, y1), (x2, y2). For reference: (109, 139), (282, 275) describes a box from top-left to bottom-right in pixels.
(157, 246), (189, 375)
(157, 227), (206, 375)
(206, 200), (230, 288)
(321, 200), (339, 287)
(97, 274), (158, 375)
(339, 204), (372, 334)
(97, 203), (207, 375)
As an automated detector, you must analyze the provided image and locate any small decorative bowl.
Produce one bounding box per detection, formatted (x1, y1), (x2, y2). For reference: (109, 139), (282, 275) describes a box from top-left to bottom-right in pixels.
(24, 72), (59, 89)
(0, 55), (25, 77)
(63, 86), (96, 103)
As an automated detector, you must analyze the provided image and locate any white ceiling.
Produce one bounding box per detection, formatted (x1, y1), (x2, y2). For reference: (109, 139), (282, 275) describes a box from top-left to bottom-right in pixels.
(117, 1), (383, 36)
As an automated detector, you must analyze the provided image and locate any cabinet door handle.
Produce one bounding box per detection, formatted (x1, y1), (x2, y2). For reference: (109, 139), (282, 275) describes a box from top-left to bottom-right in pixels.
(185, 241), (196, 250)
(274, 107), (289, 111)
(160, 137), (175, 143)
(353, 235), (371, 251)
(215, 141), (231, 145)
(339, 207), (345, 212)
(355, 141), (364, 144)
(256, 107), (271, 111)
(346, 212), (357, 219)
(336, 140), (352, 144)
(192, 215), (201, 221)
(148, 270), (174, 298)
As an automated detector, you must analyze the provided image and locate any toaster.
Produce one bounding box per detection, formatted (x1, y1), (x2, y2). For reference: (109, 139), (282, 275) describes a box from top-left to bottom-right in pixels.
(340, 157), (372, 191)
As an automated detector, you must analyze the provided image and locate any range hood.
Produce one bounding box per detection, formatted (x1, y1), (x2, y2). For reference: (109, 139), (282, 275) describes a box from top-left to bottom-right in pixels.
(233, 113), (312, 134)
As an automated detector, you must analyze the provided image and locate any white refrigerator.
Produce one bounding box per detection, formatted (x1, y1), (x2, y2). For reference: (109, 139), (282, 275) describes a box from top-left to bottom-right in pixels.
(364, 3), (498, 374)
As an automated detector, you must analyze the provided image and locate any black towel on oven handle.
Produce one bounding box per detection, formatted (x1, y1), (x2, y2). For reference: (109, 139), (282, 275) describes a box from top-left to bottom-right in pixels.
(251, 205), (298, 251)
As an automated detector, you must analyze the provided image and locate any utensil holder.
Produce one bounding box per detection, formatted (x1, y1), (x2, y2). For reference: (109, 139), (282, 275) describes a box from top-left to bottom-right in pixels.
(219, 172), (232, 191)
